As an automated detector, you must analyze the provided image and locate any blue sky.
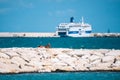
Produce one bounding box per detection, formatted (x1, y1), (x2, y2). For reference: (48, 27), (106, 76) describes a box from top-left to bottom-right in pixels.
(0, 0), (120, 32)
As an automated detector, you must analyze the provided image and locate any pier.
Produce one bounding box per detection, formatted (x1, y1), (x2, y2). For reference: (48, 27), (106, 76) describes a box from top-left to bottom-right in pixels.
(0, 32), (120, 37)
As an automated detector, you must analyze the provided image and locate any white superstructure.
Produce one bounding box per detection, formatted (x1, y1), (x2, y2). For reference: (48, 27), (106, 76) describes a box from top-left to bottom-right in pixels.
(56, 17), (92, 37)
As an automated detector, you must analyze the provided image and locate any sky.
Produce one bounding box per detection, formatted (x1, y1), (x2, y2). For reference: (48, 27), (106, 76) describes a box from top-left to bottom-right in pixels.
(0, 0), (120, 33)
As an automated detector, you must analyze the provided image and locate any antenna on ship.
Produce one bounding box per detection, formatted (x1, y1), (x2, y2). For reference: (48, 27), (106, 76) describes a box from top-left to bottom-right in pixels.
(81, 16), (84, 24)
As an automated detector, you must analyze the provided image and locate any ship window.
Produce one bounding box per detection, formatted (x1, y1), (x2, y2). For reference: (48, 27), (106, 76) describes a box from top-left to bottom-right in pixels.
(59, 26), (65, 28)
(58, 32), (66, 36)
(68, 31), (79, 34)
(58, 29), (66, 31)
(85, 31), (91, 33)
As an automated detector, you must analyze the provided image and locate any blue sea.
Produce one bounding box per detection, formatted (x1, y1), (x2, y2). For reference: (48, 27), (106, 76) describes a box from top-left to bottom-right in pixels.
(0, 37), (120, 49)
(0, 37), (120, 80)
(0, 72), (120, 80)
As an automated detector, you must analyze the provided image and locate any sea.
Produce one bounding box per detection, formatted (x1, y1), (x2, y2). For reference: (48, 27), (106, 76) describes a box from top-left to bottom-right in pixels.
(0, 37), (120, 49)
(0, 37), (120, 80)
(0, 72), (120, 80)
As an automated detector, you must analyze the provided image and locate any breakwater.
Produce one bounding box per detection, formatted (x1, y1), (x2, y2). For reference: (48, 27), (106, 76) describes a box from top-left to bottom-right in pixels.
(0, 32), (120, 37)
(0, 48), (120, 73)
(0, 32), (55, 37)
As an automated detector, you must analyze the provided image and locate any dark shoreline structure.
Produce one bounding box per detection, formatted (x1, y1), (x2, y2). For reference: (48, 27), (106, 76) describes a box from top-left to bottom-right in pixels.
(0, 32), (120, 37)
(93, 33), (120, 37)
(0, 48), (120, 74)
(0, 70), (120, 75)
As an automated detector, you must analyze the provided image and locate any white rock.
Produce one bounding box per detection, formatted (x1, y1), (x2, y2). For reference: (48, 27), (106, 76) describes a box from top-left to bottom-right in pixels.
(11, 56), (26, 65)
(90, 51), (104, 57)
(29, 59), (42, 66)
(102, 56), (115, 63)
(77, 58), (89, 66)
(81, 54), (90, 59)
(91, 59), (101, 65)
(116, 56), (120, 60)
(0, 62), (20, 73)
(53, 62), (67, 66)
(89, 55), (100, 62)
(0, 58), (11, 64)
(75, 65), (88, 71)
(19, 64), (37, 72)
(57, 54), (71, 60)
(96, 63), (112, 70)
(57, 66), (74, 71)
(0, 48), (120, 73)
(105, 50), (120, 56)
(68, 50), (85, 57)
(112, 61), (120, 67)
(0, 52), (10, 58)
(51, 58), (60, 63)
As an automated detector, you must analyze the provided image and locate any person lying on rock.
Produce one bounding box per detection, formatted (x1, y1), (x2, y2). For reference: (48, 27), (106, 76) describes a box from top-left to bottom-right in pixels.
(38, 43), (51, 48)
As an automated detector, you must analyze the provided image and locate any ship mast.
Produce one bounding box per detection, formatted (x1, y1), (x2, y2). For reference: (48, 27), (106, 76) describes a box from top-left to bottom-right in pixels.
(81, 17), (84, 24)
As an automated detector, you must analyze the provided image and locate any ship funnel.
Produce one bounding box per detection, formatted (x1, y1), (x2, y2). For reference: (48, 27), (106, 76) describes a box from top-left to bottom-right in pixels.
(70, 17), (74, 23)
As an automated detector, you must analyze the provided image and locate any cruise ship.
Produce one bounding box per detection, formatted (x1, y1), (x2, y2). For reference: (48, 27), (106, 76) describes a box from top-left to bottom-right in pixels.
(56, 17), (92, 37)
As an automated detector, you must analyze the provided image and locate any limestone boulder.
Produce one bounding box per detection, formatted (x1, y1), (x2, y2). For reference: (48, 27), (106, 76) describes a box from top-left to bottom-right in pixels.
(68, 49), (85, 57)
(77, 58), (89, 67)
(18, 64), (37, 73)
(96, 63), (112, 70)
(105, 50), (120, 56)
(0, 62), (20, 73)
(58, 66), (74, 71)
(0, 58), (12, 64)
(0, 52), (10, 58)
(89, 55), (100, 62)
(90, 51), (104, 57)
(11, 56), (26, 65)
(81, 54), (90, 59)
(4, 51), (19, 57)
(116, 56), (120, 61)
(102, 56), (115, 63)
(90, 59), (101, 65)
(112, 61), (120, 67)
